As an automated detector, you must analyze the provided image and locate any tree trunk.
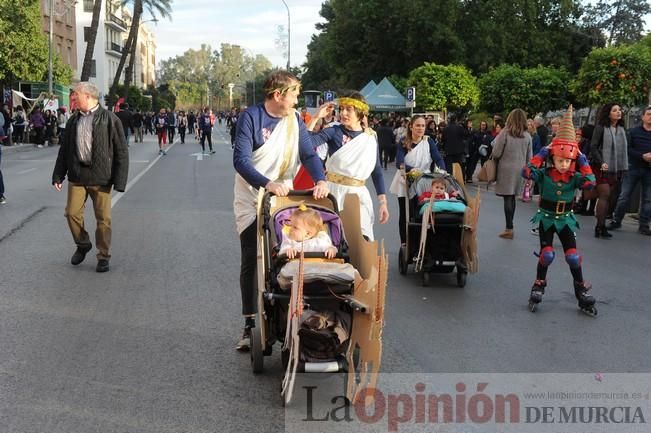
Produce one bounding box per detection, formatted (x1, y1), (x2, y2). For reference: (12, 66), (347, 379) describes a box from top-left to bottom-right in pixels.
(123, 26), (139, 97)
(80, 0), (103, 81)
(111, 0), (142, 93)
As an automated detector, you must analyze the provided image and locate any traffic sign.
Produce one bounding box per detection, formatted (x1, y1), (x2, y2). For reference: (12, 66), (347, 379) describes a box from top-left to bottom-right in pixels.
(406, 87), (416, 102)
(324, 91), (335, 102)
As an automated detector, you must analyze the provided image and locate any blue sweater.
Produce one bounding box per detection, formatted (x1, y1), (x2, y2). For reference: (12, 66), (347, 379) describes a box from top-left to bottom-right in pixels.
(628, 126), (651, 169)
(310, 124), (386, 195)
(395, 136), (446, 171)
(233, 104), (326, 189)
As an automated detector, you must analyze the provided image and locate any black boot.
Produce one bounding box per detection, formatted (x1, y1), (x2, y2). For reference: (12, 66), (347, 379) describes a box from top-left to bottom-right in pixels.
(594, 225), (613, 239)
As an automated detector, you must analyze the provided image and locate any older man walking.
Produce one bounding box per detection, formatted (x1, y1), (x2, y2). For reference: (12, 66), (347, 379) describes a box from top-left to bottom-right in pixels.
(52, 82), (129, 272)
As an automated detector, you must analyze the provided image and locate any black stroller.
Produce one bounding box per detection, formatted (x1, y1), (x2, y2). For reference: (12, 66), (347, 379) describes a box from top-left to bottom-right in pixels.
(398, 164), (480, 287)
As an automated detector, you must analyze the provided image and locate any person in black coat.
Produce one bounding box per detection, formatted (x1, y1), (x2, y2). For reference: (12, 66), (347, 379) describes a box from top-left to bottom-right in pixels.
(376, 119), (395, 169)
(441, 114), (466, 175)
(52, 82), (129, 273)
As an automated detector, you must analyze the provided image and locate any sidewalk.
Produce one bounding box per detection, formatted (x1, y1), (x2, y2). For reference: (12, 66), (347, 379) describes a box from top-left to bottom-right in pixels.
(1, 142), (52, 154)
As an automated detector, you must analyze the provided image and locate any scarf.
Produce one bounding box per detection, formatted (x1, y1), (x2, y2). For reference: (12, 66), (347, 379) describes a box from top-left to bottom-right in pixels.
(602, 126), (628, 173)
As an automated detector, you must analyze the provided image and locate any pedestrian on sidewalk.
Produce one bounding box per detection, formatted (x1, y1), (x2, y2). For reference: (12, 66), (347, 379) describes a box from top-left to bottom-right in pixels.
(492, 108), (532, 239)
(232, 70), (329, 351)
(52, 82), (129, 273)
(12, 106), (27, 145)
(29, 107), (46, 147)
(607, 105), (651, 236)
(586, 103), (628, 238)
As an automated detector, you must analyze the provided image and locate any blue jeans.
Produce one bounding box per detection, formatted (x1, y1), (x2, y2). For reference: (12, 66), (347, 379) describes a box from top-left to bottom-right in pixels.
(613, 166), (651, 227)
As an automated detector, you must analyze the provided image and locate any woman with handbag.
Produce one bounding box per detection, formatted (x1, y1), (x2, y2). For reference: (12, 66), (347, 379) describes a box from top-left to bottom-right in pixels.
(491, 108), (532, 239)
(389, 115), (446, 245)
(586, 103), (627, 238)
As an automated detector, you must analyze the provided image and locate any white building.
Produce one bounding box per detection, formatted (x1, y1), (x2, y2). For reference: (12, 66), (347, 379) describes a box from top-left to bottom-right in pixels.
(121, 8), (157, 90)
(75, 0), (128, 104)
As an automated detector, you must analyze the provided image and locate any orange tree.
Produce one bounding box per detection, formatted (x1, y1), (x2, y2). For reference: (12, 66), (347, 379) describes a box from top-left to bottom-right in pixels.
(408, 62), (479, 112)
(570, 44), (651, 107)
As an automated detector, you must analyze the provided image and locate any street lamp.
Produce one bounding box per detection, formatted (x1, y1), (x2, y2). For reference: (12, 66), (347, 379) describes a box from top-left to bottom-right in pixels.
(48, 0), (77, 96)
(280, 0), (290, 70)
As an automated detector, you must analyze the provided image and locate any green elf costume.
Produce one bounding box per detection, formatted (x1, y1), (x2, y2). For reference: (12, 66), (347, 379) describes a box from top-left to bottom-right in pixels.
(522, 105), (598, 316)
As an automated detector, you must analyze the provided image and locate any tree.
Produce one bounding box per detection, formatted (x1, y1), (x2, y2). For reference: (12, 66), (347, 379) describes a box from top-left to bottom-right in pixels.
(478, 65), (571, 115)
(458, 0), (603, 74)
(0, 0), (72, 86)
(80, 0), (103, 81)
(111, 0), (172, 95)
(407, 63), (479, 112)
(157, 44), (272, 109)
(570, 44), (651, 108)
(302, 0), (464, 90)
(584, 0), (651, 46)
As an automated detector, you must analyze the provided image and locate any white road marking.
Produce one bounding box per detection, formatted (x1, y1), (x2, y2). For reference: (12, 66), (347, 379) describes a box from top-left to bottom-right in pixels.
(17, 168), (37, 175)
(111, 138), (179, 207)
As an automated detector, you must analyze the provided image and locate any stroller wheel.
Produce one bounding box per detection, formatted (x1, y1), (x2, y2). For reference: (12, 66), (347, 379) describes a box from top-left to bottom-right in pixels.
(398, 247), (408, 275)
(422, 272), (430, 286)
(456, 270), (467, 288)
(250, 327), (264, 374)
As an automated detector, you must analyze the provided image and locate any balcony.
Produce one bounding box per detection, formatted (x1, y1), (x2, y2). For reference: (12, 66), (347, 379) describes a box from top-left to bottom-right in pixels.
(105, 13), (127, 31)
(106, 42), (123, 57)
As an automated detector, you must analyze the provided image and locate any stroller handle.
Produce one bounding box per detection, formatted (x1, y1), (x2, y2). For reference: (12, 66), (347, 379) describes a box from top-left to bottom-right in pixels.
(262, 190), (339, 213)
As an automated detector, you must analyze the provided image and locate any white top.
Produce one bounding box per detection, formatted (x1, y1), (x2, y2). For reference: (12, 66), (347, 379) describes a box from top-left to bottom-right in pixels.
(278, 231), (334, 255)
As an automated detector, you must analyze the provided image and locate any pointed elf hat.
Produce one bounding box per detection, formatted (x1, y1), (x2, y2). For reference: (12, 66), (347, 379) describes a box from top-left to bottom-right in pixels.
(550, 105), (579, 159)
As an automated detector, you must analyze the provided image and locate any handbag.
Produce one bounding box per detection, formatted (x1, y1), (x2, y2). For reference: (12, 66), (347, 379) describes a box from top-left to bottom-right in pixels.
(478, 134), (508, 183)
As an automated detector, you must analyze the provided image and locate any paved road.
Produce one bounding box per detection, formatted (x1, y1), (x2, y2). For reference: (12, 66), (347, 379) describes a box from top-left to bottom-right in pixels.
(0, 125), (649, 432)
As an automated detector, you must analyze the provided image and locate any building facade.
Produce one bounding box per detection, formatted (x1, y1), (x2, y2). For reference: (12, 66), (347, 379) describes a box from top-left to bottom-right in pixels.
(40, 0), (78, 75)
(136, 24), (157, 89)
(74, 0), (128, 103)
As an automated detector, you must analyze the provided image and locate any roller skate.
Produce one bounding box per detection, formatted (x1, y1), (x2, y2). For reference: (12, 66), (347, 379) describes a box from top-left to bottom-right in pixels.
(528, 280), (546, 312)
(574, 281), (597, 316)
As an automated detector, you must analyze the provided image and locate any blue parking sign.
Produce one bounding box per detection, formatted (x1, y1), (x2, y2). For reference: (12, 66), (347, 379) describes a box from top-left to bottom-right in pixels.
(406, 87), (415, 102)
(324, 91), (334, 102)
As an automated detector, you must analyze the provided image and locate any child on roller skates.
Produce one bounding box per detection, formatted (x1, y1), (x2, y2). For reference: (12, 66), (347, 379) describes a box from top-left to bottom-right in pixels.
(522, 105), (598, 316)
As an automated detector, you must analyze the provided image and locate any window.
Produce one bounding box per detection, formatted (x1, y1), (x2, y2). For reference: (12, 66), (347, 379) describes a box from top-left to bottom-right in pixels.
(67, 46), (72, 65)
(83, 0), (94, 13)
(90, 60), (96, 78)
(84, 26), (91, 43)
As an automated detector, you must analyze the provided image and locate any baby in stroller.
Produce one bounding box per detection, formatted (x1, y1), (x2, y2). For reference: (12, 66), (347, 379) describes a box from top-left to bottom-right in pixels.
(279, 204), (338, 259)
(417, 177), (465, 216)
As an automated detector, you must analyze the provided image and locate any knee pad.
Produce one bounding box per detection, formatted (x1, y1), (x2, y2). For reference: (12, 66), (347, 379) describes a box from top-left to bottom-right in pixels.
(538, 246), (555, 266)
(565, 248), (582, 269)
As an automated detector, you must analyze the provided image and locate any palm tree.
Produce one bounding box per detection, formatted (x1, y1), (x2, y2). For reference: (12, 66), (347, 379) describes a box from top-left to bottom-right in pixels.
(80, 0), (103, 81)
(111, 0), (172, 95)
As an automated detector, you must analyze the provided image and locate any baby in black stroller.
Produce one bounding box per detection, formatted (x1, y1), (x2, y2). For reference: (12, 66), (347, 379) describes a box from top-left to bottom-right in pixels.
(398, 172), (472, 287)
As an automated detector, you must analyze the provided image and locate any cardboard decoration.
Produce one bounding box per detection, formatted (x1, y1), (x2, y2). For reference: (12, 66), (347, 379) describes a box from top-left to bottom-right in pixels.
(339, 193), (387, 404)
(453, 163), (481, 273)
